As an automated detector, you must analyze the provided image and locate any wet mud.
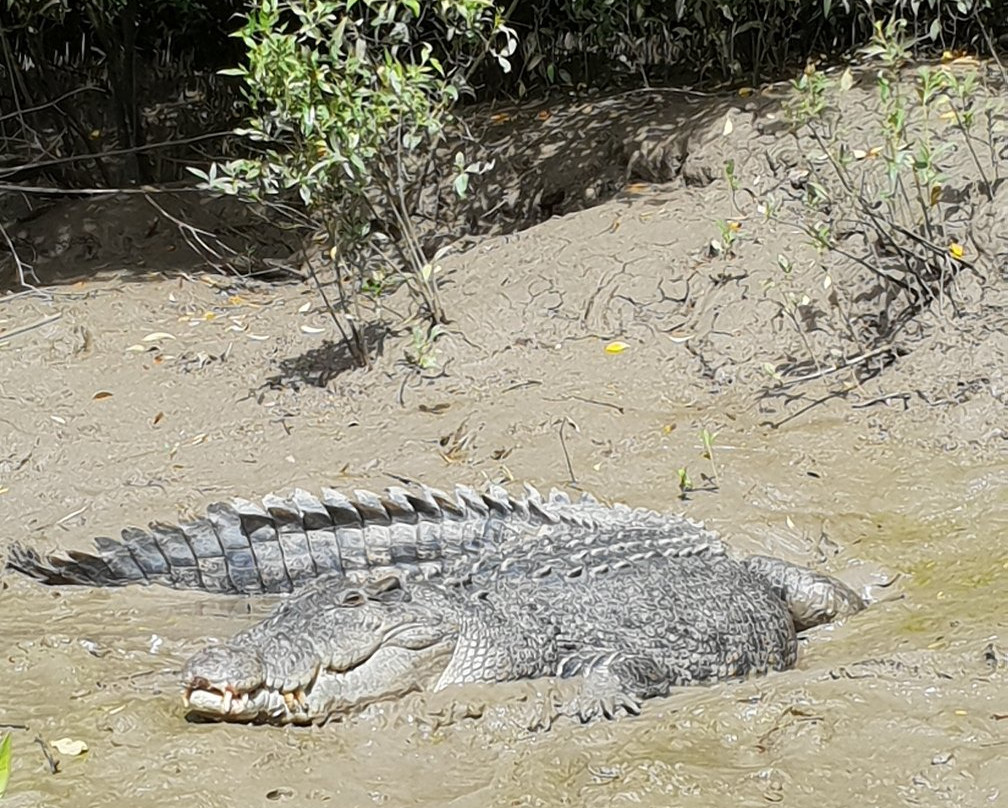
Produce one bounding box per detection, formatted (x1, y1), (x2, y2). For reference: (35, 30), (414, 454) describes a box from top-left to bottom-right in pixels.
(1, 73), (1006, 806)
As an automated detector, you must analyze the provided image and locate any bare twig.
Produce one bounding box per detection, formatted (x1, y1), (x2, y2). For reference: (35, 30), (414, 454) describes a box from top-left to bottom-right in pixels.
(0, 183), (205, 196)
(143, 193), (245, 273)
(851, 391), (911, 409)
(0, 312), (62, 343)
(779, 345), (895, 387)
(556, 416), (579, 487)
(0, 131), (233, 180)
(0, 84), (102, 124)
(0, 218), (37, 286)
(34, 735), (59, 774)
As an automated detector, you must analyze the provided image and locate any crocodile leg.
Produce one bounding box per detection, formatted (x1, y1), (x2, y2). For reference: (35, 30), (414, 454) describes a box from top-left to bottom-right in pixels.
(743, 554), (866, 632)
(558, 651), (672, 721)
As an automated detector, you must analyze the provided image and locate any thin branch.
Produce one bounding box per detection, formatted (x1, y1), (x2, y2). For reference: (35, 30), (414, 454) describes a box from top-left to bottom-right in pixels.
(0, 313), (62, 343)
(0, 84), (103, 124)
(0, 130), (235, 179)
(778, 345), (895, 387)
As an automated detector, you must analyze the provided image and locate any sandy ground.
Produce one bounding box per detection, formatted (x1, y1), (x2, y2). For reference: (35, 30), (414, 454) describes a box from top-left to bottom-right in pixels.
(1, 67), (1006, 806)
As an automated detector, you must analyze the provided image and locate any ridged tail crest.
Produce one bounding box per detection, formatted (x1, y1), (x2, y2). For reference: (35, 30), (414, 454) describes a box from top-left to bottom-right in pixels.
(6, 483), (721, 594)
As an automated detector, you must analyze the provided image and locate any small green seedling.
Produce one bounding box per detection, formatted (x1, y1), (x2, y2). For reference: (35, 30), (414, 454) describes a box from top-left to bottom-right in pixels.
(676, 467), (693, 498)
(699, 428), (720, 487)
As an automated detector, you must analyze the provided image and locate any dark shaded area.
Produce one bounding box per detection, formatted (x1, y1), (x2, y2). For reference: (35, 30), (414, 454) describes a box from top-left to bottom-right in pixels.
(0, 1), (248, 187)
(265, 325), (391, 390)
(4, 0), (1006, 190)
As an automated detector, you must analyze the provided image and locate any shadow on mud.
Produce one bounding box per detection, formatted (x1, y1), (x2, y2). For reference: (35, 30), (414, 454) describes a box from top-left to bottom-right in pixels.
(264, 324), (390, 389)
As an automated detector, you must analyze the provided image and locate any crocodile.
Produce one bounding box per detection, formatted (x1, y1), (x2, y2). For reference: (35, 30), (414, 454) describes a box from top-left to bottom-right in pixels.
(7, 481), (865, 726)
(6, 483), (729, 595)
(181, 551), (865, 725)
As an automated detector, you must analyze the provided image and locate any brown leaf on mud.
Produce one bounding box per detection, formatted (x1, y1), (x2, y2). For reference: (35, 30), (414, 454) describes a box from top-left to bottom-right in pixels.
(92, 391), (113, 400)
(438, 422), (474, 464)
(152, 411), (164, 425)
(419, 403), (451, 414)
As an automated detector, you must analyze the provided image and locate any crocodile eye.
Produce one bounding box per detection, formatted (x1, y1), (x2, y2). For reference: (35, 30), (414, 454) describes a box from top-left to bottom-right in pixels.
(340, 590), (366, 607)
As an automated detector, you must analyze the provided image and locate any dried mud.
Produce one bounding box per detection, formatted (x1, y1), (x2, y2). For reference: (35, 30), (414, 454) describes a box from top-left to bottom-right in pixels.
(1, 71), (1006, 807)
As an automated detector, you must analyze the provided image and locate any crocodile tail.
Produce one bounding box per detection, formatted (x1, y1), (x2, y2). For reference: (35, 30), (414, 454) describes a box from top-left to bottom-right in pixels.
(5, 518), (257, 594)
(7, 541), (130, 588)
(2, 484), (548, 595)
(5, 482), (720, 595)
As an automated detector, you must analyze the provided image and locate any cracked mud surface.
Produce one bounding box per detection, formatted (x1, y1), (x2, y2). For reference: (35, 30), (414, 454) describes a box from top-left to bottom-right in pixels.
(1, 72), (1006, 806)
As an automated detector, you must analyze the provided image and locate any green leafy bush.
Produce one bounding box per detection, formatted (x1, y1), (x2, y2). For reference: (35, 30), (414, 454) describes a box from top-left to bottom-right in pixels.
(767, 17), (1002, 378)
(192, 0), (509, 365)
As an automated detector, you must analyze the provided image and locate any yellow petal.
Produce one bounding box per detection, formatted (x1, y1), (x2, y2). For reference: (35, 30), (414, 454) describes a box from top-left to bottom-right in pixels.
(948, 243), (964, 259)
(604, 341), (629, 354)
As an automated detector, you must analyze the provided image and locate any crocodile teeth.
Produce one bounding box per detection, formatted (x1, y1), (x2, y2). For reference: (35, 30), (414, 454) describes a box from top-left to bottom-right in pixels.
(283, 688), (308, 712)
(222, 688), (233, 713)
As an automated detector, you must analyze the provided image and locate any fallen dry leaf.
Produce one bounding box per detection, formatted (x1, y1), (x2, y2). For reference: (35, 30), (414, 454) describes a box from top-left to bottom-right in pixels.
(51, 737), (88, 756)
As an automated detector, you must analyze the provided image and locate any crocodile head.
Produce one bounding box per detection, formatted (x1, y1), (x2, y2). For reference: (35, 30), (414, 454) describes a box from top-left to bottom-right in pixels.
(181, 575), (457, 724)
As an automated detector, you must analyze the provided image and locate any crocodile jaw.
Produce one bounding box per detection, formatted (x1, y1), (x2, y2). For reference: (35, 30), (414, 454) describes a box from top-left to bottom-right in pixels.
(183, 641), (457, 725)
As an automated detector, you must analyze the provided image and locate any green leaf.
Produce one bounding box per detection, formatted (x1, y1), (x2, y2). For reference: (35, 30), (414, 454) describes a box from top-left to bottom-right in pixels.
(0, 733), (11, 797)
